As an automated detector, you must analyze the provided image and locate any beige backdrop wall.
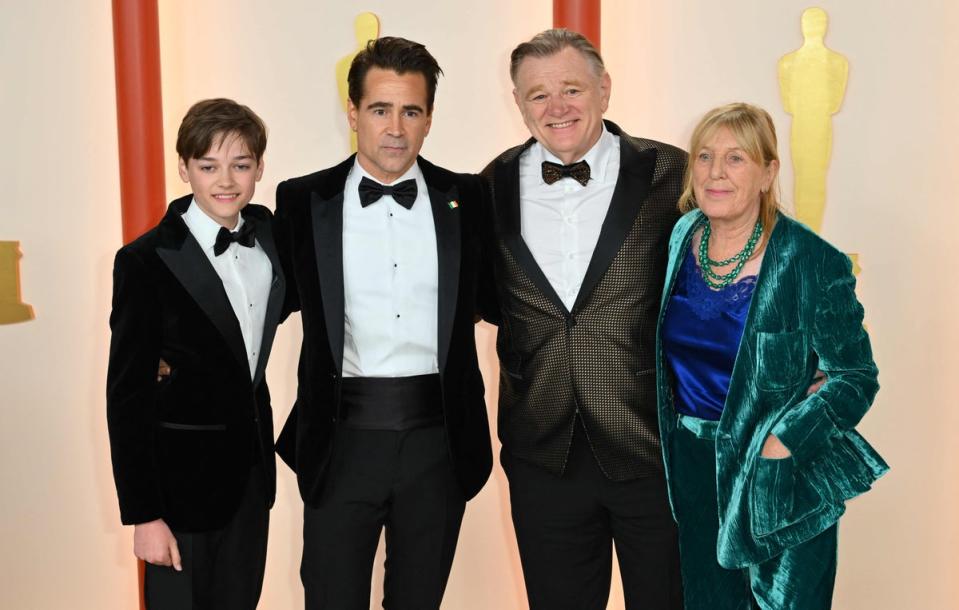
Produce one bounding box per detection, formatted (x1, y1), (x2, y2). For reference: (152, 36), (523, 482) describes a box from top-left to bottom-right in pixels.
(1, 1), (955, 608)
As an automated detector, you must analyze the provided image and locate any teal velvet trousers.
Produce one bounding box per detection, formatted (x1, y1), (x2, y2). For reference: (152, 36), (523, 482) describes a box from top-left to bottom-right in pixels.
(669, 417), (838, 610)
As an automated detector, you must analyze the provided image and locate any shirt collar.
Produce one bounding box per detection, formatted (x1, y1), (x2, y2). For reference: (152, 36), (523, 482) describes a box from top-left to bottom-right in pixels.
(346, 158), (426, 210)
(182, 198), (245, 252)
(533, 123), (614, 184)
(348, 158), (423, 188)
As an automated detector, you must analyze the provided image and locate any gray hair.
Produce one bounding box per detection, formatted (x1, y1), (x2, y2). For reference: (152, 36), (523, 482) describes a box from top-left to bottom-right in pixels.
(509, 28), (606, 83)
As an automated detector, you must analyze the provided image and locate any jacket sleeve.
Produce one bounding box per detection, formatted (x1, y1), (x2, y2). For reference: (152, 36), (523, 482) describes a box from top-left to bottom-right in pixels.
(771, 250), (880, 463)
(105, 248), (164, 525)
(274, 179), (302, 320)
(471, 173), (501, 326)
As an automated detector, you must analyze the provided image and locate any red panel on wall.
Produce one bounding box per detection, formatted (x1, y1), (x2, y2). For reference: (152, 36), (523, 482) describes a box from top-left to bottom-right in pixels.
(554, 0), (601, 51)
(112, 0), (166, 245)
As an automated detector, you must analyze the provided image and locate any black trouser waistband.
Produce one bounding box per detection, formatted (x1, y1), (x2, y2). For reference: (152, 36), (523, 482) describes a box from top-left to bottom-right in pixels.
(340, 374), (443, 430)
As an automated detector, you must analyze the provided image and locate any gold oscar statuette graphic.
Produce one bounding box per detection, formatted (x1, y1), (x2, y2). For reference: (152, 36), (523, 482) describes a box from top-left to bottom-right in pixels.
(778, 6), (848, 235)
(779, 8), (860, 273)
(337, 12), (381, 153)
(0, 241), (35, 324)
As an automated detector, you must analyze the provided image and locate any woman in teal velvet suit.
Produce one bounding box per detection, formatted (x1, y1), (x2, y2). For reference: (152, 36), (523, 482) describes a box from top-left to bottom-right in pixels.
(655, 103), (888, 609)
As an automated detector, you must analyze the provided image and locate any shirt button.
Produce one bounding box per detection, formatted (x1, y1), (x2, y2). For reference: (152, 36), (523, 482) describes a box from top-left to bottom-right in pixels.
(396, 314), (401, 318)
(567, 253), (575, 260)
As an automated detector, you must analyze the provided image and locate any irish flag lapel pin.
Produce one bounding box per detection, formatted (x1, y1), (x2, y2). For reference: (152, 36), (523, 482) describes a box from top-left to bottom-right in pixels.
(448, 200), (459, 210)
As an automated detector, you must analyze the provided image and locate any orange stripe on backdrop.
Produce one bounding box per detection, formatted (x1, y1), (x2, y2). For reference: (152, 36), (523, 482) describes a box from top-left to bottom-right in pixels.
(553, 0), (601, 51)
(112, 0), (166, 246)
(111, 1), (166, 607)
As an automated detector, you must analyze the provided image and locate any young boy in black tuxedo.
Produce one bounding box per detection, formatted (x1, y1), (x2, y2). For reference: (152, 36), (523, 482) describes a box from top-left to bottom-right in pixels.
(107, 98), (285, 609)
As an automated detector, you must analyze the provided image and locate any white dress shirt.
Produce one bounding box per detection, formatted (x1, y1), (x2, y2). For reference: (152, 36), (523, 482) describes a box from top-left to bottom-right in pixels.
(519, 126), (621, 311)
(341, 160), (439, 378)
(182, 200), (273, 379)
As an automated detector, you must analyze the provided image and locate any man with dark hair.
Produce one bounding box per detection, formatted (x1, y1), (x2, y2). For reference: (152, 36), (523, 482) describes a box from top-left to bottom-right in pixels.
(274, 36), (493, 608)
(481, 29), (685, 609)
(107, 98), (283, 609)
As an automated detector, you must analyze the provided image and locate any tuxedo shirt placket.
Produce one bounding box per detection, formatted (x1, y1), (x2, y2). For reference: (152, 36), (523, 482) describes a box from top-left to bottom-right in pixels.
(182, 201), (272, 378)
(341, 162), (439, 378)
(519, 127), (621, 311)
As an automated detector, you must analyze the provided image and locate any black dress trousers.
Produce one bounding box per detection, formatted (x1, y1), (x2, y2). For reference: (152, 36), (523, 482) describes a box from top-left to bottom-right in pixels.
(301, 424), (465, 609)
(503, 422), (683, 610)
(144, 463), (270, 610)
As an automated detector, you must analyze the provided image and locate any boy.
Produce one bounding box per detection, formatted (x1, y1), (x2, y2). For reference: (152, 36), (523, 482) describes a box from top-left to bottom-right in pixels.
(107, 98), (284, 609)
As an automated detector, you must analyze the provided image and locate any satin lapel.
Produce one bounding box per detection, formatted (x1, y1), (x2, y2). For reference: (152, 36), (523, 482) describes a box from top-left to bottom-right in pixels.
(428, 182), (460, 373)
(248, 213), (286, 387)
(494, 151), (570, 316)
(572, 144), (657, 313)
(156, 222), (248, 372)
(311, 190), (345, 372)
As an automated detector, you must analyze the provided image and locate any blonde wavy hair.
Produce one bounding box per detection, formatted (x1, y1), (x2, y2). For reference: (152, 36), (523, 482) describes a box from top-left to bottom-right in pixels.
(679, 102), (782, 241)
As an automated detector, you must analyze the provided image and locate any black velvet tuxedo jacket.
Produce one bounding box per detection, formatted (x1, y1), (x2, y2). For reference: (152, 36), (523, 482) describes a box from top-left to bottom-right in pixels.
(107, 195), (285, 533)
(273, 156), (493, 504)
(481, 121), (686, 481)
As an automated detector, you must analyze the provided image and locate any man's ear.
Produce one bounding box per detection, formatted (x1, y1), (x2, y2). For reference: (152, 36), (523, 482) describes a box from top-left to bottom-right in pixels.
(599, 72), (612, 113)
(177, 157), (190, 183)
(347, 99), (359, 132)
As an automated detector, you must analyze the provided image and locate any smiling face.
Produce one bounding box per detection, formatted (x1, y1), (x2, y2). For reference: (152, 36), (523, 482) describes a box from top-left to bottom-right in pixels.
(348, 67), (432, 184)
(178, 132), (264, 229)
(512, 46), (611, 165)
(692, 126), (778, 228)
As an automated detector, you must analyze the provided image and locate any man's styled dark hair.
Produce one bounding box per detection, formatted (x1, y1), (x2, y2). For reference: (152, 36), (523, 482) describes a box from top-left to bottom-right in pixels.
(347, 36), (443, 113)
(176, 98), (268, 162)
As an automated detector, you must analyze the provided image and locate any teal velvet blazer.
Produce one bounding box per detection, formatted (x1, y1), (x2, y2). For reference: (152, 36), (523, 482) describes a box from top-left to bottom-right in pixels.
(656, 210), (889, 569)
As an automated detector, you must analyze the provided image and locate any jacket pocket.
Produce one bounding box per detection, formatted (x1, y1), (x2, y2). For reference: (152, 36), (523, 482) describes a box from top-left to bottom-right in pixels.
(749, 456), (826, 537)
(750, 456), (794, 536)
(157, 421), (227, 431)
(756, 330), (808, 391)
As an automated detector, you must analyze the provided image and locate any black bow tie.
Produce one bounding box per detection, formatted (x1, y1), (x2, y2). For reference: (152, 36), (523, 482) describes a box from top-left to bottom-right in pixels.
(541, 160), (591, 186)
(213, 221), (255, 256)
(358, 176), (418, 209)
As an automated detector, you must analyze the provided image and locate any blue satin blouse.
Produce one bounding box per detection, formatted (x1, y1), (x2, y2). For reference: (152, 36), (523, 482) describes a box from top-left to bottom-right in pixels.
(662, 249), (757, 421)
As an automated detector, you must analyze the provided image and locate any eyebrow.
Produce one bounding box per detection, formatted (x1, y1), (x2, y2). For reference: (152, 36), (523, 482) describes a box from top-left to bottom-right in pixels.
(198, 154), (254, 162)
(524, 78), (587, 96)
(699, 145), (744, 152)
(366, 101), (425, 113)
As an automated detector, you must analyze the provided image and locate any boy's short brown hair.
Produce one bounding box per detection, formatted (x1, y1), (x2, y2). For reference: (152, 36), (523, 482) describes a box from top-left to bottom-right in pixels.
(176, 98), (267, 162)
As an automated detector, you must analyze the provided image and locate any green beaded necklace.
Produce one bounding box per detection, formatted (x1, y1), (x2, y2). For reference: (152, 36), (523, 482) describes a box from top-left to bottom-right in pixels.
(697, 217), (763, 290)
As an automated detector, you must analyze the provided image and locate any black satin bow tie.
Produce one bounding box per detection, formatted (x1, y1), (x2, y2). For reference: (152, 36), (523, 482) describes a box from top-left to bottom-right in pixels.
(541, 160), (591, 186)
(213, 221), (255, 256)
(358, 176), (418, 209)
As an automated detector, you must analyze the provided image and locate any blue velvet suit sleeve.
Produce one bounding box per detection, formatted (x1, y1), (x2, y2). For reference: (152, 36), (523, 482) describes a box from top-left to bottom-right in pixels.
(771, 250), (879, 463)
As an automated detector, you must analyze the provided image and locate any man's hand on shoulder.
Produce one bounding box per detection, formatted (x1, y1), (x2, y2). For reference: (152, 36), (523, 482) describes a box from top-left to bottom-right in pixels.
(134, 518), (182, 571)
